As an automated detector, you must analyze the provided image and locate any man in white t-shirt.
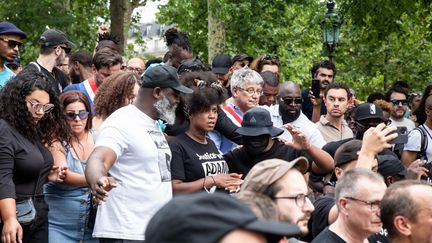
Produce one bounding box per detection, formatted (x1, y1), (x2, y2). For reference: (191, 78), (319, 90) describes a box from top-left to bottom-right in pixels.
(402, 95), (432, 167)
(85, 65), (192, 242)
(266, 81), (326, 148)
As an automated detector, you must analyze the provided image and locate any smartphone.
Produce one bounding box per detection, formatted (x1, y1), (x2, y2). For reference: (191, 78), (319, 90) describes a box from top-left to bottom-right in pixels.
(311, 79), (321, 98)
(389, 126), (408, 144)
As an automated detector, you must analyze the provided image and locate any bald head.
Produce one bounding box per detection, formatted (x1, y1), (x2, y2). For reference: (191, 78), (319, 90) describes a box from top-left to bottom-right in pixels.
(279, 81), (300, 97)
(127, 57), (145, 74)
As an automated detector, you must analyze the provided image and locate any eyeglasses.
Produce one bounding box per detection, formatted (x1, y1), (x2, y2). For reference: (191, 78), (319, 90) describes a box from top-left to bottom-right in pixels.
(26, 100), (54, 113)
(273, 193), (310, 208)
(65, 110), (90, 121)
(280, 97), (303, 105)
(345, 197), (381, 211)
(237, 87), (263, 96)
(58, 46), (71, 54)
(57, 63), (68, 68)
(126, 66), (144, 75)
(0, 37), (23, 49)
(390, 99), (408, 106)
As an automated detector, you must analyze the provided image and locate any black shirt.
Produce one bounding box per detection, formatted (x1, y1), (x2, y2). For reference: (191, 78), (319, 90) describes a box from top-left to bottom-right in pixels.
(310, 195), (335, 238)
(170, 133), (229, 182)
(312, 227), (346, 243)
(224, 139), (311, 176)
(0, 119), (53, 200)
(26, 62), (68, 95)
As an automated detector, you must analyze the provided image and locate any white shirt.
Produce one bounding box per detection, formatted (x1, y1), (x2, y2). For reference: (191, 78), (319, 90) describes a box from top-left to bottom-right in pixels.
(92, 105), (172, 240)
(263, 104), (327, 148)
(404, 124), (432, 161)
(389, 117), (415, 132)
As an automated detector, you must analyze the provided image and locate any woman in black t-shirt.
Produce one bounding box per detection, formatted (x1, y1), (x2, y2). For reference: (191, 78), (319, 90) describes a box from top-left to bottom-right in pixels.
(0, 70), (71, 243)
(170, 85), (242, 194)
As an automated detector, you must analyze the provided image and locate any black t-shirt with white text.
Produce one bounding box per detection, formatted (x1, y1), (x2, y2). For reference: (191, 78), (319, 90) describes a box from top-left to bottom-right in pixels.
(170, 133), (228, 182)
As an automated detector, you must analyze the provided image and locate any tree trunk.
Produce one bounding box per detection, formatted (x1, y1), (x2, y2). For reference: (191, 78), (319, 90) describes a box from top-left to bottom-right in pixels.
(207, 0), (226, 63)
(110, 0), (127, 54)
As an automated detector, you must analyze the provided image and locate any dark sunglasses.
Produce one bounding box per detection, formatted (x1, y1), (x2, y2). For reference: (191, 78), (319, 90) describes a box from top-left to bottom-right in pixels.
(281, 97), (303, 105)
(0, 37), (23, 49)
(59, 46), (71, 54)
(390, 99), (408, 106)
(65, 110), (89, 121)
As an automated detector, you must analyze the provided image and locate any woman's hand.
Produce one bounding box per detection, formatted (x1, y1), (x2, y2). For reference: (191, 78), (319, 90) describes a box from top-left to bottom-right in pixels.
(1, 217), (22, 243)
(213, 173), (243, 192)
(47, 165), (68, 183)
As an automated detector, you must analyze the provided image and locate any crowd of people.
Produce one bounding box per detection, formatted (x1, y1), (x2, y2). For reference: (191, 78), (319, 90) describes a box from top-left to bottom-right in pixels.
(0, 20), (431, 243)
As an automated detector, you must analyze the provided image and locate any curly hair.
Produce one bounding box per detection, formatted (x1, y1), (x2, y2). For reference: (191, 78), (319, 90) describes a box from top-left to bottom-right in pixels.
(164, 28), (192, 52)
(93, 71), (141, 120)
(60, 90), (93, 131)
(0, 69), (71, 145)
(186, 87), (222, 115)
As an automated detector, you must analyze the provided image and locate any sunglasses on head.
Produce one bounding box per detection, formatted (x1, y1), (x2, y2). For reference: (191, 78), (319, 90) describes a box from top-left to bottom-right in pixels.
(0, 37), (23, 49)
(390, 99), (408, 106)
(281, 97), (303, 105)
(65, 110), (89, 121)
(261, 54), (280, 63)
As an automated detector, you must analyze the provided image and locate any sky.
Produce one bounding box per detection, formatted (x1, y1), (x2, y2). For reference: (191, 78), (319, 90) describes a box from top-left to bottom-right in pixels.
(135, 0), (168, 24)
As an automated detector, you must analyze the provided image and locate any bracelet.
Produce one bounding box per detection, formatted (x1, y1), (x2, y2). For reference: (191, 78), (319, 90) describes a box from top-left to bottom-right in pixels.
(210, 176), (217, 187)
(203, 177), (210, 193)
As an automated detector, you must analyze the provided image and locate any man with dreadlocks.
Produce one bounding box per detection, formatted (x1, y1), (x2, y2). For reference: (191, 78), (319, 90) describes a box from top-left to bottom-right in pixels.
(164, 28), (193, 69)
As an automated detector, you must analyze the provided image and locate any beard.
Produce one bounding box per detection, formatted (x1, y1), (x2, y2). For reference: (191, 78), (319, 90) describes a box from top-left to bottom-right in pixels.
(281, 109), (301, 123)
(153, 95), (177, 125)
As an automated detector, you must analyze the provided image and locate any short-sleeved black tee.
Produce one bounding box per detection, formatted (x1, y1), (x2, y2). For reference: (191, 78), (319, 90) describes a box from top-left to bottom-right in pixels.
(312, 227), (346, 243)
(0, 119), (53, 200)
(223, 139), (311, 176)
(310, 195), (335, 238)
(170, 133), (229, 182)
(26, 62), (67, 95)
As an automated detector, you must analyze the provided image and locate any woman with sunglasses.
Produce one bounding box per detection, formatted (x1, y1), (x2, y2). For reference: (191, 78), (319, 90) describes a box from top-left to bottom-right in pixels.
(0, 70), (70, 243)
(44, 90), (97, 243)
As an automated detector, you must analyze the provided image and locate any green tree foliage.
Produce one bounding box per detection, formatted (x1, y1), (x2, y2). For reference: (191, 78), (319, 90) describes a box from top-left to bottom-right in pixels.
(0, 0), (109, 64)
(157, 0), (432, 100)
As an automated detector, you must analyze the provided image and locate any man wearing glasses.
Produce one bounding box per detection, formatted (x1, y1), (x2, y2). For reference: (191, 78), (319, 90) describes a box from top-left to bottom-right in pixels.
(239, 157), (315, 237)
(0, 22), (26, 87)
(264, 81), (326, 148)
(26, 29), (75, 95)
(312, 168), (387, 243)
(385, 85), (415, 132)
(208, 68), (264, 154)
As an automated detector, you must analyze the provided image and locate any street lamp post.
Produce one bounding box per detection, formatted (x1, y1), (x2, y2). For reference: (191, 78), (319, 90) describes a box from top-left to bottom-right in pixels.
(320, 0), (342, 63)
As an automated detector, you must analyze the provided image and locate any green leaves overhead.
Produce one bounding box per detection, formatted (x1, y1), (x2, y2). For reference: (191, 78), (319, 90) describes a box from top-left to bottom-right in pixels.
(158, 0), (432, 99)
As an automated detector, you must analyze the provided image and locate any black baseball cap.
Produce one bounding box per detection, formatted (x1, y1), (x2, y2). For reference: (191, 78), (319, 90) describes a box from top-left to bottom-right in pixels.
(142, 64), (193, 93)
(0, 22), (26, 39)
(377, 155), (406, 178)
(212, 53), (231, 74)
(334, 139), (363, 167)
(355, 103), (385, 122)
(236, 107), (284, 137)
(145, 192), (302, 243)
(39, 29), (75, 50)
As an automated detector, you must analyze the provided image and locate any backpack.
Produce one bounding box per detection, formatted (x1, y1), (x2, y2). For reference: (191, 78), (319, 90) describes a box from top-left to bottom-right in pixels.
(393, 125), (428, 161)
